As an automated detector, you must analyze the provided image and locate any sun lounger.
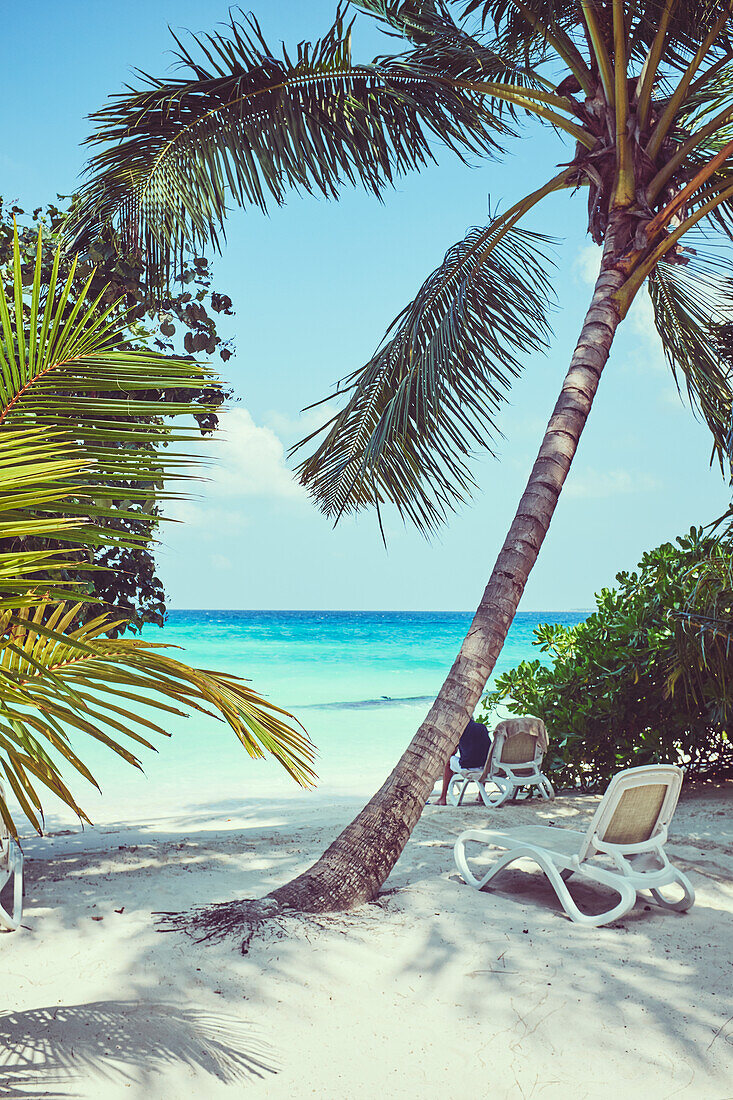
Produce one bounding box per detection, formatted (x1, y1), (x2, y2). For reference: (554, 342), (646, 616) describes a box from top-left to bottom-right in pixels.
(454, 764), (694, 927)
(0, 782), (23, 931)
(448, 719), (554, 807)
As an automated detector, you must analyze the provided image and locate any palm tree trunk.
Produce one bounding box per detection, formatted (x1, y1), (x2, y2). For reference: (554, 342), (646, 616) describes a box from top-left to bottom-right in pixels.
(263, 232), (627, 913)
(188, 232), (627, 932)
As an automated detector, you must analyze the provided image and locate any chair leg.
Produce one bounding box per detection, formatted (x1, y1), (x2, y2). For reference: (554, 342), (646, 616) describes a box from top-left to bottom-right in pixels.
(539, 776), (555, 801)
(649, 869), (695, 912)
(544, 862), (638, 927)
(0, 848), (23, 932)
(478, 779), (511, 808)
(454, 838), (638, 928)
(447, 777), (461, 807)
(454, 838), (522, 890)
(448, 776), (471, 807)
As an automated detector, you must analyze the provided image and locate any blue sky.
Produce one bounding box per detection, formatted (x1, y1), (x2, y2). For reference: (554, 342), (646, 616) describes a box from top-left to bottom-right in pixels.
(3, 1), (730, 611)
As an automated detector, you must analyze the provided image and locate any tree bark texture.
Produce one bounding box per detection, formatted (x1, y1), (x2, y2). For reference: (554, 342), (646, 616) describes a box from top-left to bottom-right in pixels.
(267, 234), (627, 914)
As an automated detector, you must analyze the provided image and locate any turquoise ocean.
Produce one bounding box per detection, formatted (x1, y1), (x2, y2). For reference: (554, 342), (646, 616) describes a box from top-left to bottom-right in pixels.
(23, 610), (586, 831)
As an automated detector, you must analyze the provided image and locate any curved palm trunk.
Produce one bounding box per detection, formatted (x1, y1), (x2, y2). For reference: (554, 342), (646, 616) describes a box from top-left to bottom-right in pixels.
(264, 234), (626, 913)
(183, 233), (626, 934)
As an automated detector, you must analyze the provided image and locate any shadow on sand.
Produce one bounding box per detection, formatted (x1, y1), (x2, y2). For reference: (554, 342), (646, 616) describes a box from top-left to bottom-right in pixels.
(0, 1000), (277, 1099)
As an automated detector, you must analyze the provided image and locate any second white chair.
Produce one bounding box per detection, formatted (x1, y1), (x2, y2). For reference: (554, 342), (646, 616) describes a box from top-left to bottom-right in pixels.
(448, 721), (554, 808)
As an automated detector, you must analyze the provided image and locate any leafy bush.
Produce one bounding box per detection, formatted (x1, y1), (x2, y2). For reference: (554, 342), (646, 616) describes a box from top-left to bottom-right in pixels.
(481, 530), (733, 787)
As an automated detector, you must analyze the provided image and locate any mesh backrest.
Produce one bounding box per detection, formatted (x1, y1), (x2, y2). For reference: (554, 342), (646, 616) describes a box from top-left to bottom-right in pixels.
(599, 783), (668, 844)
(500, 732), (538, 765)
(579, 765), (684, 862)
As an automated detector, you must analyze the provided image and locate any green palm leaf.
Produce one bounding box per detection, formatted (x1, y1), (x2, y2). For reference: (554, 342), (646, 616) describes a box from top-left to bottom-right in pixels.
(0, 224), (224, 605)
(0, 225), (315, 819)
(0, 427), (169, 607)
(461, 0), (728, 75)
(647, 247), (733, 465)
(67, 6), (505, 284)
(0, 601), (316, 837)
(293, 213), (554, 533)
(357, 0), (548, 98)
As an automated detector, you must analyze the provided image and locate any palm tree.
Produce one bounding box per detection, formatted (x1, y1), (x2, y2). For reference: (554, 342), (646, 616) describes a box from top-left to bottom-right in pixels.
(69, 0), (733, 926)
(0, 227), (315, 837)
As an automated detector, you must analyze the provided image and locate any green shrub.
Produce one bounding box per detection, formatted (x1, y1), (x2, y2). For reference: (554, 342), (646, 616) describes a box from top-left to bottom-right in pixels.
(481, 529), (733, 787)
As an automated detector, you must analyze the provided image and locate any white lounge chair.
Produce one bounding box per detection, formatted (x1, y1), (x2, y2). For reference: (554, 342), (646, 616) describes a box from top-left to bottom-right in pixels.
(448, 724), (554, 808)
(454, 764), (695, 927)
(0, 782), (23, 932)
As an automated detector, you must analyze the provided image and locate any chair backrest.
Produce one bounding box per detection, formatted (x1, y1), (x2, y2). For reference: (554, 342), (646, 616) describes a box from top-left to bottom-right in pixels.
(499, 731), (541, 766)
(578, 765), (684, 861)
(480, 724), (545, 782)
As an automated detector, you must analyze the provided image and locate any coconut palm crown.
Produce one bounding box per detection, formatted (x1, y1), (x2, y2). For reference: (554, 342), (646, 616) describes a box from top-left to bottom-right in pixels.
(69, 1), (733, 528)
(68, 0), (733, 923)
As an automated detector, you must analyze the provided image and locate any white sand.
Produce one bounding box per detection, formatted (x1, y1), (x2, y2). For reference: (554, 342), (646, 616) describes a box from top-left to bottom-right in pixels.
(1, 782), (731, 1098)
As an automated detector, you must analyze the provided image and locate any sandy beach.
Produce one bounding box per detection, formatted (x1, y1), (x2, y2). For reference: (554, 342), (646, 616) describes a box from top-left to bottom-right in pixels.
(2, 781), (731, 1099)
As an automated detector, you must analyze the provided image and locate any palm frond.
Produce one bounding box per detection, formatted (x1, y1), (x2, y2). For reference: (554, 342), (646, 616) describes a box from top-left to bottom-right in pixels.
(357, 0), (550, 98)
(461, 0), (732, 77)
(0, 601), (316, 836)
(665, 67), (733, 176)
(648, 247), (733, 465)
(460, 0), (586, 70)
(293, 212), (554, 534)
(353, 1), (444, 43)
(0, 226), (224, 605)
(67, 6), (507, 286)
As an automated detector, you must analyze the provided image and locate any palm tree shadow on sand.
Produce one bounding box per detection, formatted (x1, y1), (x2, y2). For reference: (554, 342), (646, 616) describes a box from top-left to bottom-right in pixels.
(0, 1001), (277, 1099)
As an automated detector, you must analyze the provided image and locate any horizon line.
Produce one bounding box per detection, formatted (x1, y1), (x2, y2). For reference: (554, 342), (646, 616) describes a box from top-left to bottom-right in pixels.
(164, 607), (593, 614)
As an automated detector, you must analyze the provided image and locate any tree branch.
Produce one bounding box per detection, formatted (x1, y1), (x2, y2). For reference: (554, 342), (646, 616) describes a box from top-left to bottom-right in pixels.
(647, 106), (733, 202)
(445, 76), (594, 146)
(612, 0), (634, 206)
(580, 0), (615, 106)
(635, 0), (676, 130)
(646, 11), (731, 162)
(507, 0), (595, 96)
(618, 163), (733, 312)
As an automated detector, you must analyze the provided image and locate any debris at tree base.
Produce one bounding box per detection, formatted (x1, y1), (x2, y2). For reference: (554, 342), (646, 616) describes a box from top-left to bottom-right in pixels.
(156, 896), (283, 948)
(155, 885), (403, 953)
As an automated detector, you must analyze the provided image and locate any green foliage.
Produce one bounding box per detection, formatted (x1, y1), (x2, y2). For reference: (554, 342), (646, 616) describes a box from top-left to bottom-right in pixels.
(293, 214), (556, 532)
(0, 224), (225, 610)
(0, 198), (235, 631)
(67, 5), (503, 285)
(482, 530), (733, 786)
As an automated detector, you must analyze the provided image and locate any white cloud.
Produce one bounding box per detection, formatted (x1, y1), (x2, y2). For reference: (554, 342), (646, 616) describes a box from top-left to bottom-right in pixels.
(574, 244), (601, 286)
(210, 553), (232, 570)
(160, 407), (307, 529)
(205, 407), (307, 501)
(162, 499), (204, 525)
(265, 401), (340, 445)
(566, 467), (660, 499)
